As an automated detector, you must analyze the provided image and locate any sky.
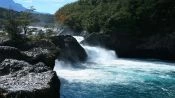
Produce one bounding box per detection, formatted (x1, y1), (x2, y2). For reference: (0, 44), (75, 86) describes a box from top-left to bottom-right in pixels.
(14, 0), (77, 14)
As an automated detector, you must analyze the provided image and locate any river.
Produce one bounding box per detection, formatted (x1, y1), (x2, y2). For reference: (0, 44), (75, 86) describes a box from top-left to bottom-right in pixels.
(54, 36), (175, 98)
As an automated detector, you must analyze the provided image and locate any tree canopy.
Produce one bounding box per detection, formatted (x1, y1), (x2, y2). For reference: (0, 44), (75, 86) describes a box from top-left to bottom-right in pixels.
(55, 0), (175, 36)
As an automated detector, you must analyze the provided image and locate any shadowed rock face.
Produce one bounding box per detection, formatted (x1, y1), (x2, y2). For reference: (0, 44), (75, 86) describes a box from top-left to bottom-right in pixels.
(23, 47), (58, 69)
(0, 46), (28, 62)
(82, 33), (175, 61)
(0, 35), (88, 98)
(0, 46), (58, 69)
(51, 35), (87, 63)
(0, 59), (60, 98)
(0, 35), (87, 63)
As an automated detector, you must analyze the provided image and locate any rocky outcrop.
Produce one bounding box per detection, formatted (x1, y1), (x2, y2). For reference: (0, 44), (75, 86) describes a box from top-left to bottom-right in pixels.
(0, 46), (29, 62)
(82, 33), (175, 61)
(81, 33), (113, 48)
(0, 46), (58, 69)
(0, 37), (30, 51)
(25, 39), (57, 50)
(0, 59), (60, 98)
(0, 35), (87, 63)
(0, 35), (88, 98)
(0, 44), (60, 98)
(23, 47), (59, 69)
(51, 35), (87, 63)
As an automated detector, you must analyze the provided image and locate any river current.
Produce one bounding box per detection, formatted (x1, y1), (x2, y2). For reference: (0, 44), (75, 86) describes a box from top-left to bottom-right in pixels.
(54, 36), (175, 98)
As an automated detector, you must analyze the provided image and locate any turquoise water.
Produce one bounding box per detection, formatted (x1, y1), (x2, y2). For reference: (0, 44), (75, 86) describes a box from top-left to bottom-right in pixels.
(55, 36), (175, 98)
(55, 59), (175, 98)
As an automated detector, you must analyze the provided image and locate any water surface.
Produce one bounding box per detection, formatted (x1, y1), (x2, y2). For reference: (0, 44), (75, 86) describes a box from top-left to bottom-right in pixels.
(54, 36), (175, 98)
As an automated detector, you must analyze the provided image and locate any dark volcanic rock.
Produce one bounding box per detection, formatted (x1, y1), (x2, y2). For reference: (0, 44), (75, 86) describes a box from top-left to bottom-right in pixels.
(0, 46), (57, 69)
(23, 48), (59, 69)
(0, 35), (88, 97)
(0, 37), (62, 98)
(0, 46), (29, 62)
(82, 32), (175, 61)
(22, 40), (59, 69)
(25, 39), (57, 51)
(0, 35), (86, 63)
(0, 37), (57, 51)
(51, 35), (87, 63)
(0, 59), (60, 98)
(0, 37), (30, 51)
(81, 33), (112, 47)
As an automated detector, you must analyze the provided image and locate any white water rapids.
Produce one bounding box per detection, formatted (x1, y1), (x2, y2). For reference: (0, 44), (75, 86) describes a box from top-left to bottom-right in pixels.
(54, 36), (175, 98)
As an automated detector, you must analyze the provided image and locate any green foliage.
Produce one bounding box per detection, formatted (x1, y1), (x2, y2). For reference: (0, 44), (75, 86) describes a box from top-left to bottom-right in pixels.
(0, 7), (55, 28)
(4, 11), (22, 40)
(0, 7), (55, 41)
(18, 7), (36, 35)
(55, 0), (175, 36)
(2, 8), (35, 40)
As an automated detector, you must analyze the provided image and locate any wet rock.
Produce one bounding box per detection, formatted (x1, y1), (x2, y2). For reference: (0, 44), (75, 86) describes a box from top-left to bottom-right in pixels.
(82, 32), (175, 61)
(0, 59), (60, 98)
(81, 33), (112, 47)
(51, 35), (87, 63)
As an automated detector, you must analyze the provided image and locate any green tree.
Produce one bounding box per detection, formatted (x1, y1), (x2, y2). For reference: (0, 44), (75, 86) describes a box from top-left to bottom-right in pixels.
(4, 11), (21, 40)
(18, 6), (36, 35)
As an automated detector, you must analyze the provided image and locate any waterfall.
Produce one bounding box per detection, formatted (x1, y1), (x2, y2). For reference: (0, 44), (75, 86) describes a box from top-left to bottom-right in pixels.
(73, 36), (85, 43)
(54, 36), (175, 98)
(73, 36), (117, 63)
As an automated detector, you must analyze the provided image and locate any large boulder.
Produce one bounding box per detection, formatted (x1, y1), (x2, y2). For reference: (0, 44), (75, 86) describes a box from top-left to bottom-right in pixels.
(22, 40), (60, 69)
(0, 37), (61, 98)
(23, 47), (59, 69)
(0, 35), (87, 63)
(0, 46), (29, 62)
(0, 59), (60, 98)
(0, 46), (58, 69)
(51, 35), (87, 63)
(0, 37), (30, 51)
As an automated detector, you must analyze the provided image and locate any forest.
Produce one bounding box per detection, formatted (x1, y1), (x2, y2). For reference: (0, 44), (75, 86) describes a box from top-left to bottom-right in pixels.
(55, 0), (175, 60)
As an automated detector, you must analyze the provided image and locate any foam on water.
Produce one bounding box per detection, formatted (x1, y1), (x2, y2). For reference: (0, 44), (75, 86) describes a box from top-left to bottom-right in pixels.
(73, 36), (85, 43)
(54, 36), (175, 98)
(55, 59), (175, 84)
(83, 45), (117, 63)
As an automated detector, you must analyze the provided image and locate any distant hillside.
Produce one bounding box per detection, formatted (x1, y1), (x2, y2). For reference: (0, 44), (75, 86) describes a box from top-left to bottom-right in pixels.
(0, 0), (27, 12)
(0, 7), (54, 28)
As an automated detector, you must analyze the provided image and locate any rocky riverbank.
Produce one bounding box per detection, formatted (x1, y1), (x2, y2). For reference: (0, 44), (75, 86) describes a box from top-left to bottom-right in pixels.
(0, 35), (87, 98)
(81, 33), (175, 61)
